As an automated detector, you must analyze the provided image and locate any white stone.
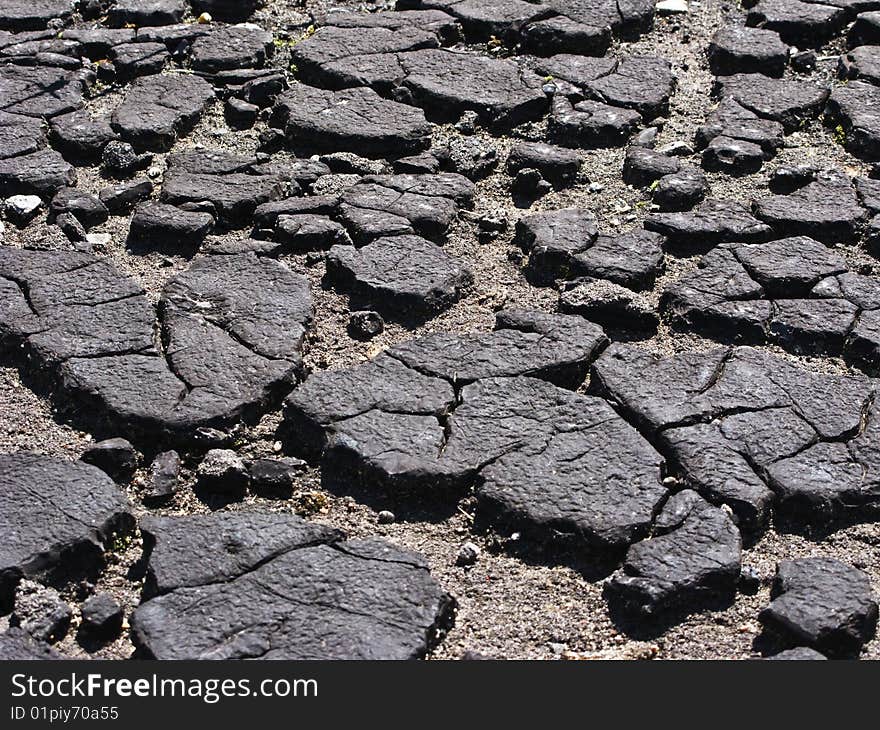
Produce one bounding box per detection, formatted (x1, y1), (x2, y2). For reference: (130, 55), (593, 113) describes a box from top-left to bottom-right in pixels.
(657, 0), (688, 14)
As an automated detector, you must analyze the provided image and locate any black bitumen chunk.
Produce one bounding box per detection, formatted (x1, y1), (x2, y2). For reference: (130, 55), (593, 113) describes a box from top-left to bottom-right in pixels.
(0, 0), (73, 31)
(326, 235), (472, 316)
(760, 558), (878, 657)
(131, 512), (453, 659)
(273, 85), (432, 159)
(549, 96), (641, 148)
(128, 202), (215, 251)
(0, 149), (76, 199)
(558, 277), (659, 331)
(144, 450), (180, 504)
(747, 0), (846, 46)
(645, 198), (773, 250)
(585, 56), (675, 120)
(766, 647), (827, 660)
(592, 343), (878, 531)
(0, 627), (62, 659)
(623, 146), (680, 186)
(0, 65), (86, 119)
(99, 179), (153, 213)
(849, 10), (880, 47)
(80, 437), (140, 483)
(249, 457), (306, 498)
(715, 73), (829, 133)
(49, 110), (116, 163)
(652, 166), (708, 212)
(473, 377), (667, 551)
(388, 308), (607, 388)
(514, 208), (665, 289)
(49, 188), (108, 229)
(80, 592), (123, 639)
(190, 25), (273, 73)
(0, 248), (313, 441)
(111, 74), (215, 152)
(826, 80), (880, 161)
(696, 98), (785, 160)
(709, 25), (788, 76)
(839, 45), (880, 85)
(160, 171), (287, 227)
(11, 581), (71, 643)
(0, 452), (133, 609)
(608, 490), (742, 616)
(111, 42), (169, 81)
(752, 171), (866, 243)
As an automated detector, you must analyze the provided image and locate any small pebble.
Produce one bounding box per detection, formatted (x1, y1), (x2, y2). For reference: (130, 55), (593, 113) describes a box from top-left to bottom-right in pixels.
(456, 542), (481, 566)
(377, 510), (396, 525)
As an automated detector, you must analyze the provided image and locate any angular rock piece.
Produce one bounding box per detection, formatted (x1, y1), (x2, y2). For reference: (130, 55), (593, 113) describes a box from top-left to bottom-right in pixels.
(11, 581), (71, 643)
(0, 65), (86, 119)
(849, 10), (880, 47)
(766, 647), (828, 660)
(196, 449), (249, 496)
(592, 343), (877, 531)
(249, 457), (306, 498)
(760, 558), (878, 657)
(645, 198), (772, 250)
(131, 512), (453, 659)
(549, 96), (641, 148)
(752, 171), (866, 243)
(111, 42), (170, 81)
(128, 202), (214, 250)
(747, 0), (846, 46)
(388, 309), (607, 388)
(472, 378), (667, 552)
(160, 171), (285, 226)
(608, 490), (742, 616)
(839, 45), (880, 85)
(111, 74), (215, 152)
(506, 142), (581, 187)
(80, 438), (140, 483)
(273, 85), (432, 159)
(826, 80), (880, 161)
(284, 352), (455, 457)
(696, 98), (785, 163)
(326, 235), (472, 316)
(708, 25), (788, 76)
(623, 146), (680, 186)
(190, 24), (273, 73)
(49, 111), (115, 162)
(558, 277), (659, 331)
(0, 248), (313, 440)
(586, 55), (675, 120)
(80, 592), (123, 639)
(715, 73), (829, 133)
(0, 452), (133, 608)
(107, 0), (185, 27)
(0, 0), (73, 31)
(0, 149), (76, 199)
(144, 450), (180, 504)
(0, 627), (62, 659)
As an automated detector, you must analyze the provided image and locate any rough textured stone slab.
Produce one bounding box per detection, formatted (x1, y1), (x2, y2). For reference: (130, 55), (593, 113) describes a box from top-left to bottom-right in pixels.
(273, 85), (432, 158)
(0, 248), (313, 441)
(608, 490), (742, 615)
(592, 343), (877, 531)
(131, 512), (454, 659)
(760, 558), (878, 657)
(645, 198), (773, 250)
(326, 235), (471, 315)
(0, 452), (133, 608)
(387, 309), (607, 387)
(111, 74), (215, 152)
